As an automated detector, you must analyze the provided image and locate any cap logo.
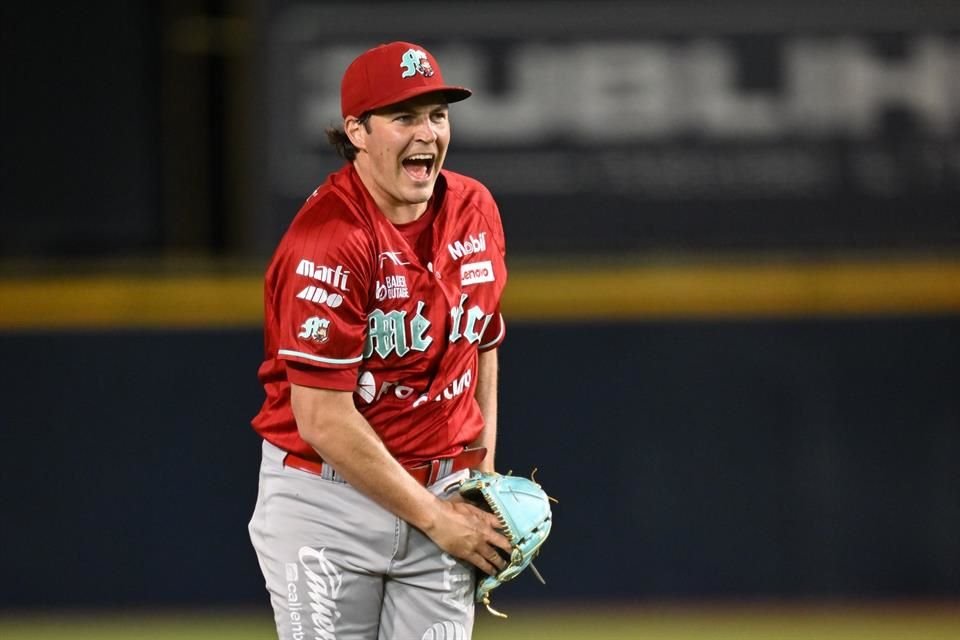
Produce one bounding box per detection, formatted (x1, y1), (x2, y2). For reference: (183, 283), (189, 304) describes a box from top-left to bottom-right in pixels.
(400, 48), (435, 79)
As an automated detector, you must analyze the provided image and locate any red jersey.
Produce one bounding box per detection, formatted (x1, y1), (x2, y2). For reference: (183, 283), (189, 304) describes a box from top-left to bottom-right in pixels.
(252, 164), (507, 465)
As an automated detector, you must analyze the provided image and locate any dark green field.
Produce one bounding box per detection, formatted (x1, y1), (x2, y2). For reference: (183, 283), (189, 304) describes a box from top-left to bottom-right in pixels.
(2, 603), (958, 639)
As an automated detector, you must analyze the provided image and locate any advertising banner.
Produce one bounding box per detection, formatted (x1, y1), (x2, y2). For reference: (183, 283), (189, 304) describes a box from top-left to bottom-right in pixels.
(263, 1), (960, 254)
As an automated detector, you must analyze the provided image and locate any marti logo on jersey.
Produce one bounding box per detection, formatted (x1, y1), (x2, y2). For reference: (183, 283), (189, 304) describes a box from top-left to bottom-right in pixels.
(296, 259), (350, 291)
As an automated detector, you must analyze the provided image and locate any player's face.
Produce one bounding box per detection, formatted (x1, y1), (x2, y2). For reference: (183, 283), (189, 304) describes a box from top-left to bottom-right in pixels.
(350, 94), (451, 217)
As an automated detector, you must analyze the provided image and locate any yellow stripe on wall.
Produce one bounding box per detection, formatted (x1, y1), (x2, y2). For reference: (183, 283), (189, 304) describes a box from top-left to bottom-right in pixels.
(1, 259), (958, 330)
(0, 276), (263, 330)
(506, 259), (960, 321)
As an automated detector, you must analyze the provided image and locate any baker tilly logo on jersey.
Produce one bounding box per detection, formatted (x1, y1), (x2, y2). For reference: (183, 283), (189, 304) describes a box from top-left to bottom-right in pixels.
(299, 317), (331, 343)
(447, 232), (486, 261)
(376, 275), (410, 301)
(375, 249), (411, 301)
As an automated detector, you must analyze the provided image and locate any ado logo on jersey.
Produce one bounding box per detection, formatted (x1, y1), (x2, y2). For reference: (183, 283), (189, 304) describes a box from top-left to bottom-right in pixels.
(298, 316), (331, 343)
(296, 285), (344, 308)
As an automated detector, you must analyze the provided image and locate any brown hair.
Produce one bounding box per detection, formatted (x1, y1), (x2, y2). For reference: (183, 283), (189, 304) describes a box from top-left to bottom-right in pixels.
(325, 114), (372, 161)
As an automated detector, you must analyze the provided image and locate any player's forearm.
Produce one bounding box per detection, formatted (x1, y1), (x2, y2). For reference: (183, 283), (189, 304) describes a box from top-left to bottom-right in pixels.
(471, 348), (499, 472)
(290, 383), (443, 531)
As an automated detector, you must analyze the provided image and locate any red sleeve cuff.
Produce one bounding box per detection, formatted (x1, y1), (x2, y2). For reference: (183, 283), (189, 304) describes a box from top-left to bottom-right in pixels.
(479, 312), (506, 351)
(286, 360), (359, 391)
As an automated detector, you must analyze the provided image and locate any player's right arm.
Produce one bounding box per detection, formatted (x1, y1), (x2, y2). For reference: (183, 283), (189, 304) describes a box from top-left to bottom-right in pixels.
(290, 383), (511, 575)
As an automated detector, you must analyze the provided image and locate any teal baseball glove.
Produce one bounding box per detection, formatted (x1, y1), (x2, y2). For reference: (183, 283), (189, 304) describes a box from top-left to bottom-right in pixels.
(459, 470), (554, 617)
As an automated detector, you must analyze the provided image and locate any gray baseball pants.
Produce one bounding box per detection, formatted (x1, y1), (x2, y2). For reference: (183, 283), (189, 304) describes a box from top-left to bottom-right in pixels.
(249, 440), (477, 640)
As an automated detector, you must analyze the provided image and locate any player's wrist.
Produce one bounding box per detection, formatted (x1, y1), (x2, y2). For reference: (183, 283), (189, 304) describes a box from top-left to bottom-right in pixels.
(411, 493), (448, 535)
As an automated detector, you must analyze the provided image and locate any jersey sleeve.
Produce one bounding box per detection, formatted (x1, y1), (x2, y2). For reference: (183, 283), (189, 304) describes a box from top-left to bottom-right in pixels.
(478, 306), (505, 351)
(478, 188), (507, 352)
(286, 360), (359, 391)
(271, 199), (373, 387)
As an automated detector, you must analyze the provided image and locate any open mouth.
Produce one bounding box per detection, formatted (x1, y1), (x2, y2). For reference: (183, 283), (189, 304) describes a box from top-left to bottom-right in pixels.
(402, 153), (436, 182)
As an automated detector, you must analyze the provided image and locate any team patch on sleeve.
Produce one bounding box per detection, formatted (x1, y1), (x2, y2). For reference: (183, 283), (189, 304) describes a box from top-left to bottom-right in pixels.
(297, 316), (331, 343)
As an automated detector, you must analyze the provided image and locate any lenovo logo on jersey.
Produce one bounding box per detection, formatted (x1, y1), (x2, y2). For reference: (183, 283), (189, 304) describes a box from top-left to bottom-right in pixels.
(460, 260), (495, 286)
(447, 232), (486, 260)
(296, 259), (350, 292)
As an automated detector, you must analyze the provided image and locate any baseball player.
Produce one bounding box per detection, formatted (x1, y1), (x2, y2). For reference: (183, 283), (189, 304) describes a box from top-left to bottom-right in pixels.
(248, 41), (511, 639)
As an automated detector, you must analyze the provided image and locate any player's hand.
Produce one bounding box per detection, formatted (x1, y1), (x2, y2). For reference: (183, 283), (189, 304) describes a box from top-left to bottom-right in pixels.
(425, 498), (512, 576)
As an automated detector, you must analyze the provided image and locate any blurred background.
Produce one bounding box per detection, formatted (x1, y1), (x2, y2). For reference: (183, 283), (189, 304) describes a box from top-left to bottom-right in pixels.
(2, 0), (959, 638)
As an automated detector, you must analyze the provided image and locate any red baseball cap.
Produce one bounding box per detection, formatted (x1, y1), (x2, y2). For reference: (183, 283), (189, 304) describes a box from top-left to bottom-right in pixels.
(340, 41), (472, 118)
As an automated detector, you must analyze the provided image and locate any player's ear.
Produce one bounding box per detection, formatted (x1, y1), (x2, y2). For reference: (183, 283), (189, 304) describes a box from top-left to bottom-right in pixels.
(344, 116), (368, 151)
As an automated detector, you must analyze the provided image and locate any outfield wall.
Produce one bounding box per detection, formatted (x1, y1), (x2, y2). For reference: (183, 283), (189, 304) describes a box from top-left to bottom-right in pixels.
(2, 315), (957, 608)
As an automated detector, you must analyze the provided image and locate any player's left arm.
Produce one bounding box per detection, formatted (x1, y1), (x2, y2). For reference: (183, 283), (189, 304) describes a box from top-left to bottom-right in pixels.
(471, 191), (506, 474)
(471, 347), (498, 473)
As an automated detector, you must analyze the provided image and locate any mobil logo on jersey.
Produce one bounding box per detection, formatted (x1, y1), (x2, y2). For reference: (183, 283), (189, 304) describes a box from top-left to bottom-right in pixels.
(447, 232), (486, 261)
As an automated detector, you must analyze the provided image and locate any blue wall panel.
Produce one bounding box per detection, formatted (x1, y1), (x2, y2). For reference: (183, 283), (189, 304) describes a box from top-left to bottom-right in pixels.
(1, 318), (957, 607)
